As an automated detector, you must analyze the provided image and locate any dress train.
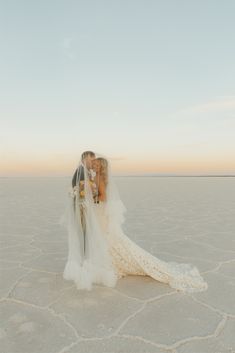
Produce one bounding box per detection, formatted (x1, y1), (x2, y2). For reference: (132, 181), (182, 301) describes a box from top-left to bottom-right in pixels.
(93, 203), (208, 293)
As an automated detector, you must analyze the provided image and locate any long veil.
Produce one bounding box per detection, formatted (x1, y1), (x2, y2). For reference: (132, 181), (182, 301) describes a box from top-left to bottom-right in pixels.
(59, 154), (118, 290)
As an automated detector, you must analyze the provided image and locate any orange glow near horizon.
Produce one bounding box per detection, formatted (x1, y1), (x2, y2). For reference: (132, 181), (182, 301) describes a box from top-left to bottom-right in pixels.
(1, 154), (235, 176)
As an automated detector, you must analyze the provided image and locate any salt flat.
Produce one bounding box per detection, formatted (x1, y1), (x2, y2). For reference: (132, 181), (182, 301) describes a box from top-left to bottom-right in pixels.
(0, 176), (235, 353)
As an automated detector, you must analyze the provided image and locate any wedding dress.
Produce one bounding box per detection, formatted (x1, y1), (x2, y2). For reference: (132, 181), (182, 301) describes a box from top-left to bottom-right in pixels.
(60, 154), (208, 294)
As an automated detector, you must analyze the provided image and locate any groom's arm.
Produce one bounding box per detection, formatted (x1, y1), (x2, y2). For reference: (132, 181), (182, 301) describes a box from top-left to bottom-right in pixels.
(72, 169), (78, 188)
(72, 166), (85, 187)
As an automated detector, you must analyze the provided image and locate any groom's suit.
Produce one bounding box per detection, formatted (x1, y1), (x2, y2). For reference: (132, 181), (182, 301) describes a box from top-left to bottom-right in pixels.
(71, 165), (86, 258)
(72, 165), (85, 187)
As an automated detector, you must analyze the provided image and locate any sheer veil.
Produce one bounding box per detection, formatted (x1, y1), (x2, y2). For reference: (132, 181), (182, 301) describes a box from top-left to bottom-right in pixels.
(59, 152), (119, 290)
(100, 153), (208, 293)
(96, 152), (127, 230)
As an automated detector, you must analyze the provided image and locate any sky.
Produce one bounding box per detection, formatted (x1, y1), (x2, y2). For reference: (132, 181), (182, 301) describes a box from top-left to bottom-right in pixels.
(0, 0), (235, 176)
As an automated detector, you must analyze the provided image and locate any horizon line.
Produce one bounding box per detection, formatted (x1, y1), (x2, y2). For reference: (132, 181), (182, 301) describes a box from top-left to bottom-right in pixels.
(1, 174), (235, 178)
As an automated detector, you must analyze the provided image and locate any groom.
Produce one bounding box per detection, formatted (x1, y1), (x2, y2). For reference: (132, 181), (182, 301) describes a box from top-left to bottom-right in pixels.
(72, 151), (96, 258)
(72, 150), (96, 188)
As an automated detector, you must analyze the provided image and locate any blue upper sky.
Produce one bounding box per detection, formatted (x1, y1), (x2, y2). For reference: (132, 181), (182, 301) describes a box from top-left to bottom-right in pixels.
(1, 0), (235, 176)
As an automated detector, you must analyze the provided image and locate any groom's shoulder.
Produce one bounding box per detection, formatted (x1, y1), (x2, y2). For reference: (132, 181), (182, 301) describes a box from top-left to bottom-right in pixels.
(74, 164), (84, 174)
(72, 165), (85, 187)
(77, 165), (85, 175)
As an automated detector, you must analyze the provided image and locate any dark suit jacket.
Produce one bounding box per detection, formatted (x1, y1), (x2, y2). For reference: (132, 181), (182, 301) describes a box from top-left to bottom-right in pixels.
(72, 165), (85, 188)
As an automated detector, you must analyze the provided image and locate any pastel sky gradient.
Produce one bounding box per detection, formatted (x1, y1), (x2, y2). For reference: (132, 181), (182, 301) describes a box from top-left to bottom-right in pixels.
(1, 0), (235, 176)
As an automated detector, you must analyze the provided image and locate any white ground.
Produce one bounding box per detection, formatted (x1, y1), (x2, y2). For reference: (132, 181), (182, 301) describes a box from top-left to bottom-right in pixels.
(0, 176), (235, 353)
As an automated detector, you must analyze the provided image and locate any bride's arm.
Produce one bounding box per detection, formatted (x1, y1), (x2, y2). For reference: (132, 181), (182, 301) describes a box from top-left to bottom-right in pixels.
(98, 179), (106, 202)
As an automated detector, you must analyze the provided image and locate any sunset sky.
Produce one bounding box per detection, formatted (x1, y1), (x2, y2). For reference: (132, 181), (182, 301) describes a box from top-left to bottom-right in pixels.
(1, 0), (235, 176)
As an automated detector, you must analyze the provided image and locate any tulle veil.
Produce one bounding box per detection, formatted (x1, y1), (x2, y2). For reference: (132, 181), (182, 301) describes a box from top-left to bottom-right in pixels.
(59, 152), (123, 290)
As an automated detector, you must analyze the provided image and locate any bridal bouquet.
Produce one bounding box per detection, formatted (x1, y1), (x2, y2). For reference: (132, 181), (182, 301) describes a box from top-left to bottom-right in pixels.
(80, 180), (97, 197)
(70, 170), (97, 201)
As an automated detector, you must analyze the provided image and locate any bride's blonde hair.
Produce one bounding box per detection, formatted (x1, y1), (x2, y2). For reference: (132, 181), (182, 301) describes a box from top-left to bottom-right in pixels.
(96, 157), (108, 185)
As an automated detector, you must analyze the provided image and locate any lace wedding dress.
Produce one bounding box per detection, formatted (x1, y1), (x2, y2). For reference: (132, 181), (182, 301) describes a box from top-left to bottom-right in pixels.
(93, 201), (208, 293)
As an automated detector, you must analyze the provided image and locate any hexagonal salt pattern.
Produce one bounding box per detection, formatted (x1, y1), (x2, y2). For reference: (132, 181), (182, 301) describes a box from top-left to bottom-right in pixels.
(50, 285), (142, 338)
(178, 318), (235, 353)
(1, 176), (235, 353)
(119, 292), (222, 346)
(9, 270), (73, 307)
(192, 272), (235, 316)
(0, 301), (77, 353)
(0, 266), (30, 298)
(66, 336), (166, 353)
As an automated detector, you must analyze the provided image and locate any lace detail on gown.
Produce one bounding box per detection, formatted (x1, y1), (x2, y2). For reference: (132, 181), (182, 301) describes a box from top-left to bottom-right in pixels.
(94, 203), (208, 293)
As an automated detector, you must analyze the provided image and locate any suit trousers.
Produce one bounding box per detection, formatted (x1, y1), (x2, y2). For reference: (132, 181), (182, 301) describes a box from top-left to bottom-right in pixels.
(73, 198), (86, 258)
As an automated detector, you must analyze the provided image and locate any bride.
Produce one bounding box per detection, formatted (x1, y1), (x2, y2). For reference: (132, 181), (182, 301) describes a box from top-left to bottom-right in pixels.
(60, 151), (208, 293)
